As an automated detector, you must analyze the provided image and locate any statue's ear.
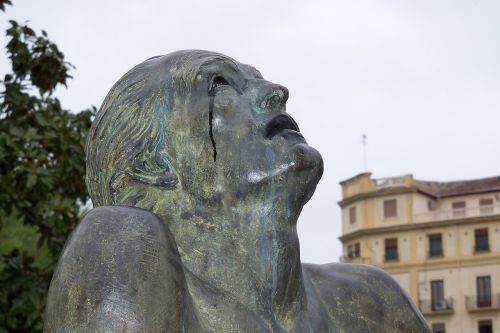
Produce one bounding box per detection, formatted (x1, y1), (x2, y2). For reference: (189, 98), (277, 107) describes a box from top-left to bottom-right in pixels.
(126, 149), (178, 189)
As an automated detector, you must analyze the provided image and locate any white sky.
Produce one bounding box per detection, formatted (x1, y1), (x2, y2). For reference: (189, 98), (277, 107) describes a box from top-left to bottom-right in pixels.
(1, 0), (499, 264)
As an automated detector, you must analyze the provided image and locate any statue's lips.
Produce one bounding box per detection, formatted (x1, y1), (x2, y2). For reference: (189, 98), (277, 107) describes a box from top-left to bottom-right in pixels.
(264, 114), (305, 143)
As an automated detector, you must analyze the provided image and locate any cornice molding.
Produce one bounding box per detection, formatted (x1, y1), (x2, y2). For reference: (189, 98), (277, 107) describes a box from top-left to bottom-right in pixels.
(338, 187), (415, 208)
(381, 254), (500, 271)
(339, 214), (500, 242)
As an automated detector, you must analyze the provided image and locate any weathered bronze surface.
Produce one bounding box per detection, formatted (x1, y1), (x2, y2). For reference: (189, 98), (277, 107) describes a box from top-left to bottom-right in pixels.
(45, 50), (431, 332)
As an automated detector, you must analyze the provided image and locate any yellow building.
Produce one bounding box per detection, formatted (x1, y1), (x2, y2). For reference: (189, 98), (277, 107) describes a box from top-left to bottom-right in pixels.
(339, 173), (500, 333)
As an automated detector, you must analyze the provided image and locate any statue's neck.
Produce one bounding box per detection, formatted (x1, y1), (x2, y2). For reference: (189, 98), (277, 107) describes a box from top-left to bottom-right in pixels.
(171, 203), (307, 330)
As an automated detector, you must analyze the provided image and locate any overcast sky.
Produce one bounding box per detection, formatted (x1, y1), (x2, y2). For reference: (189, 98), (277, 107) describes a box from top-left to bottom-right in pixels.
(1, 0), (499, 264)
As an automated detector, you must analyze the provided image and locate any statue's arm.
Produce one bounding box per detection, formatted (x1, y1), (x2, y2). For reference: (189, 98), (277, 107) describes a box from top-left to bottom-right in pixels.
(304, 263), (431, 333)
(44, 206), (197, 333)
(356, 265), (431, 332)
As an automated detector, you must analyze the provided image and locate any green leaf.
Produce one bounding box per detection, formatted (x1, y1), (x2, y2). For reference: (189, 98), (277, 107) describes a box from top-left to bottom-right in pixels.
(0, 15), (95, 332)
(0, 212), (36, 256)
(0, 0), (12, 12)
(26, 173), (37, 189)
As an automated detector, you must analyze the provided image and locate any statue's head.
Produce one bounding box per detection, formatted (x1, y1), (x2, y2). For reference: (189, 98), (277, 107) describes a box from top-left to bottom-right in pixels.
(86, 50), (323, 236)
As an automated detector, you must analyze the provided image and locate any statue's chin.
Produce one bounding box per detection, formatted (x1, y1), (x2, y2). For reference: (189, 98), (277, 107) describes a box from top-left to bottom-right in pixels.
(287, 143), (323, 174)
(285, 143), (323, 205)
(245, 142), (322, 182)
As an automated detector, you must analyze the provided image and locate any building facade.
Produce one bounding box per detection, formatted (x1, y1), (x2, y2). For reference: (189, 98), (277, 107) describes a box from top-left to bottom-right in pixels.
(339, 173), (500, 333)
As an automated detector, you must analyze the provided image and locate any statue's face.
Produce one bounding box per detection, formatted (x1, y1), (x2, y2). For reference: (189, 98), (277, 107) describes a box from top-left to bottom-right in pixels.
(163, 53), (323, 211)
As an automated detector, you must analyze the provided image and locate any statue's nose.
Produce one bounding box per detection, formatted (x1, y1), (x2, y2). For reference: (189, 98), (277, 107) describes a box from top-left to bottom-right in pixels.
(258, 83), (289, 111)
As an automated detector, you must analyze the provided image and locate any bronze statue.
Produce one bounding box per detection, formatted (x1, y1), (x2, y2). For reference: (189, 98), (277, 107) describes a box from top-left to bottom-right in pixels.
(45, 50), (430, 332)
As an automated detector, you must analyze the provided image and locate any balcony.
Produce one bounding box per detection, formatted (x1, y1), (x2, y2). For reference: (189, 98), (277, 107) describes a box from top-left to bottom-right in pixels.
(465, 294), (500, 312)
(384, 253), (399, 262)
(413, 204), (500, 223)
(419, 298), (454, 316)
(473, 244), (490, 254)
(338, 256), (370, 264)
(427, 250), (444, 259)
(376, 176), (406, 189)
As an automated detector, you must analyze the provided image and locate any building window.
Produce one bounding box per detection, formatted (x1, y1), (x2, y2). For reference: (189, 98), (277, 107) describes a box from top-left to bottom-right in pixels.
(347, 245), (353, 258)
(431, 323), (445, 333)
(429, 234), (443, 257)
(347, 243), (361, 259)
(384, 238), (398, 261)
(349, 206), (357, 225)
(474, 228), (489, 252)
(430, 280), (445, 310)
(354, 243), (360, 257)
(479, 198), (493, 215)
(452, 201), (466, 218)
(383, 199), (397, 218)
(478, 320), (492, 333)
(477, 276), (491, 307)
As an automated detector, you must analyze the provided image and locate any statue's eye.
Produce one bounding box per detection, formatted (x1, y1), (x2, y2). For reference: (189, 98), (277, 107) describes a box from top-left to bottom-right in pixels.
(209, 75), (235, 97)
(212, 76), (230, 90)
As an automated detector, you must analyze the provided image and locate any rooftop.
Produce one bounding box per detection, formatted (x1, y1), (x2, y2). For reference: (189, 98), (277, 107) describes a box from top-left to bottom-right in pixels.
(414, 175), (500, 198)
(339, 173), (500, 203)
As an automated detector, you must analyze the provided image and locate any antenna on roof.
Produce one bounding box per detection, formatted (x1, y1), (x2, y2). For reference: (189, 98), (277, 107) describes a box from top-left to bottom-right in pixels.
(362, 133), (367, 171)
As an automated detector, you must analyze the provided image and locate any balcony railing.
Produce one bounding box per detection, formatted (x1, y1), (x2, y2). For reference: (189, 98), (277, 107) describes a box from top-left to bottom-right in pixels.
(465, 294), (500, 311)
(427, 250), (444, 258)
(419, 298), (454, 315)
(474, 244), (490, 253)
(413, 204), (500, 223)
(338, 256), (370, 264)
(384, 254), (399, 262)
(376, 176), (406, 189)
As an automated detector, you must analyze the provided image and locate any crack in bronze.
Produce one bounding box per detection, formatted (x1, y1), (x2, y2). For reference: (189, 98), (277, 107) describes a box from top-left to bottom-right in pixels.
(208, 93), (217, 163)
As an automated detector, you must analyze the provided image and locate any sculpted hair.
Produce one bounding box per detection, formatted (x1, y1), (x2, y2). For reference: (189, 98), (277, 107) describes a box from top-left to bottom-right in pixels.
(86, 53), (188, 206)
(86, 50), (239, 207)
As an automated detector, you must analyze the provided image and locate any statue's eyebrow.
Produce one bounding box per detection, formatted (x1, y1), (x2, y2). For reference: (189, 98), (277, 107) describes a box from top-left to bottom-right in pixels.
(198, 59), (247, 94)
(199, 56), (239, 72)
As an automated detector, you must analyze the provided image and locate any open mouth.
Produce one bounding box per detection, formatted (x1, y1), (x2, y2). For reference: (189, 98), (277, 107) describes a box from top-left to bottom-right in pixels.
(264, 114), (302, 140)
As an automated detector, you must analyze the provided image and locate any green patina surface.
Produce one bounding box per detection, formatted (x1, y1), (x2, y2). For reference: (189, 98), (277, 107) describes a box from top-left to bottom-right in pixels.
(45, 50), (431, 332)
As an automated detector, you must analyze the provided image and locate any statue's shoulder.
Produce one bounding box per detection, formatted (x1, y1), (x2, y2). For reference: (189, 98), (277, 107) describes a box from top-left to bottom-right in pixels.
(60, 205), (180, 269)
(302, 263), (431, 333)
(45, 206), (201, 332)
(79, 205), (165, 233)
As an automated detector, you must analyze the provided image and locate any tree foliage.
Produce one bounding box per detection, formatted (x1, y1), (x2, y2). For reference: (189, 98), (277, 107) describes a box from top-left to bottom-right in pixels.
(0, 3), (94, 331)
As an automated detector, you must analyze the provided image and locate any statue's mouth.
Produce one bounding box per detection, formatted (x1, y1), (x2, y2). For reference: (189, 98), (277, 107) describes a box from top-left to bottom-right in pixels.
(264, 114), (305, 143)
